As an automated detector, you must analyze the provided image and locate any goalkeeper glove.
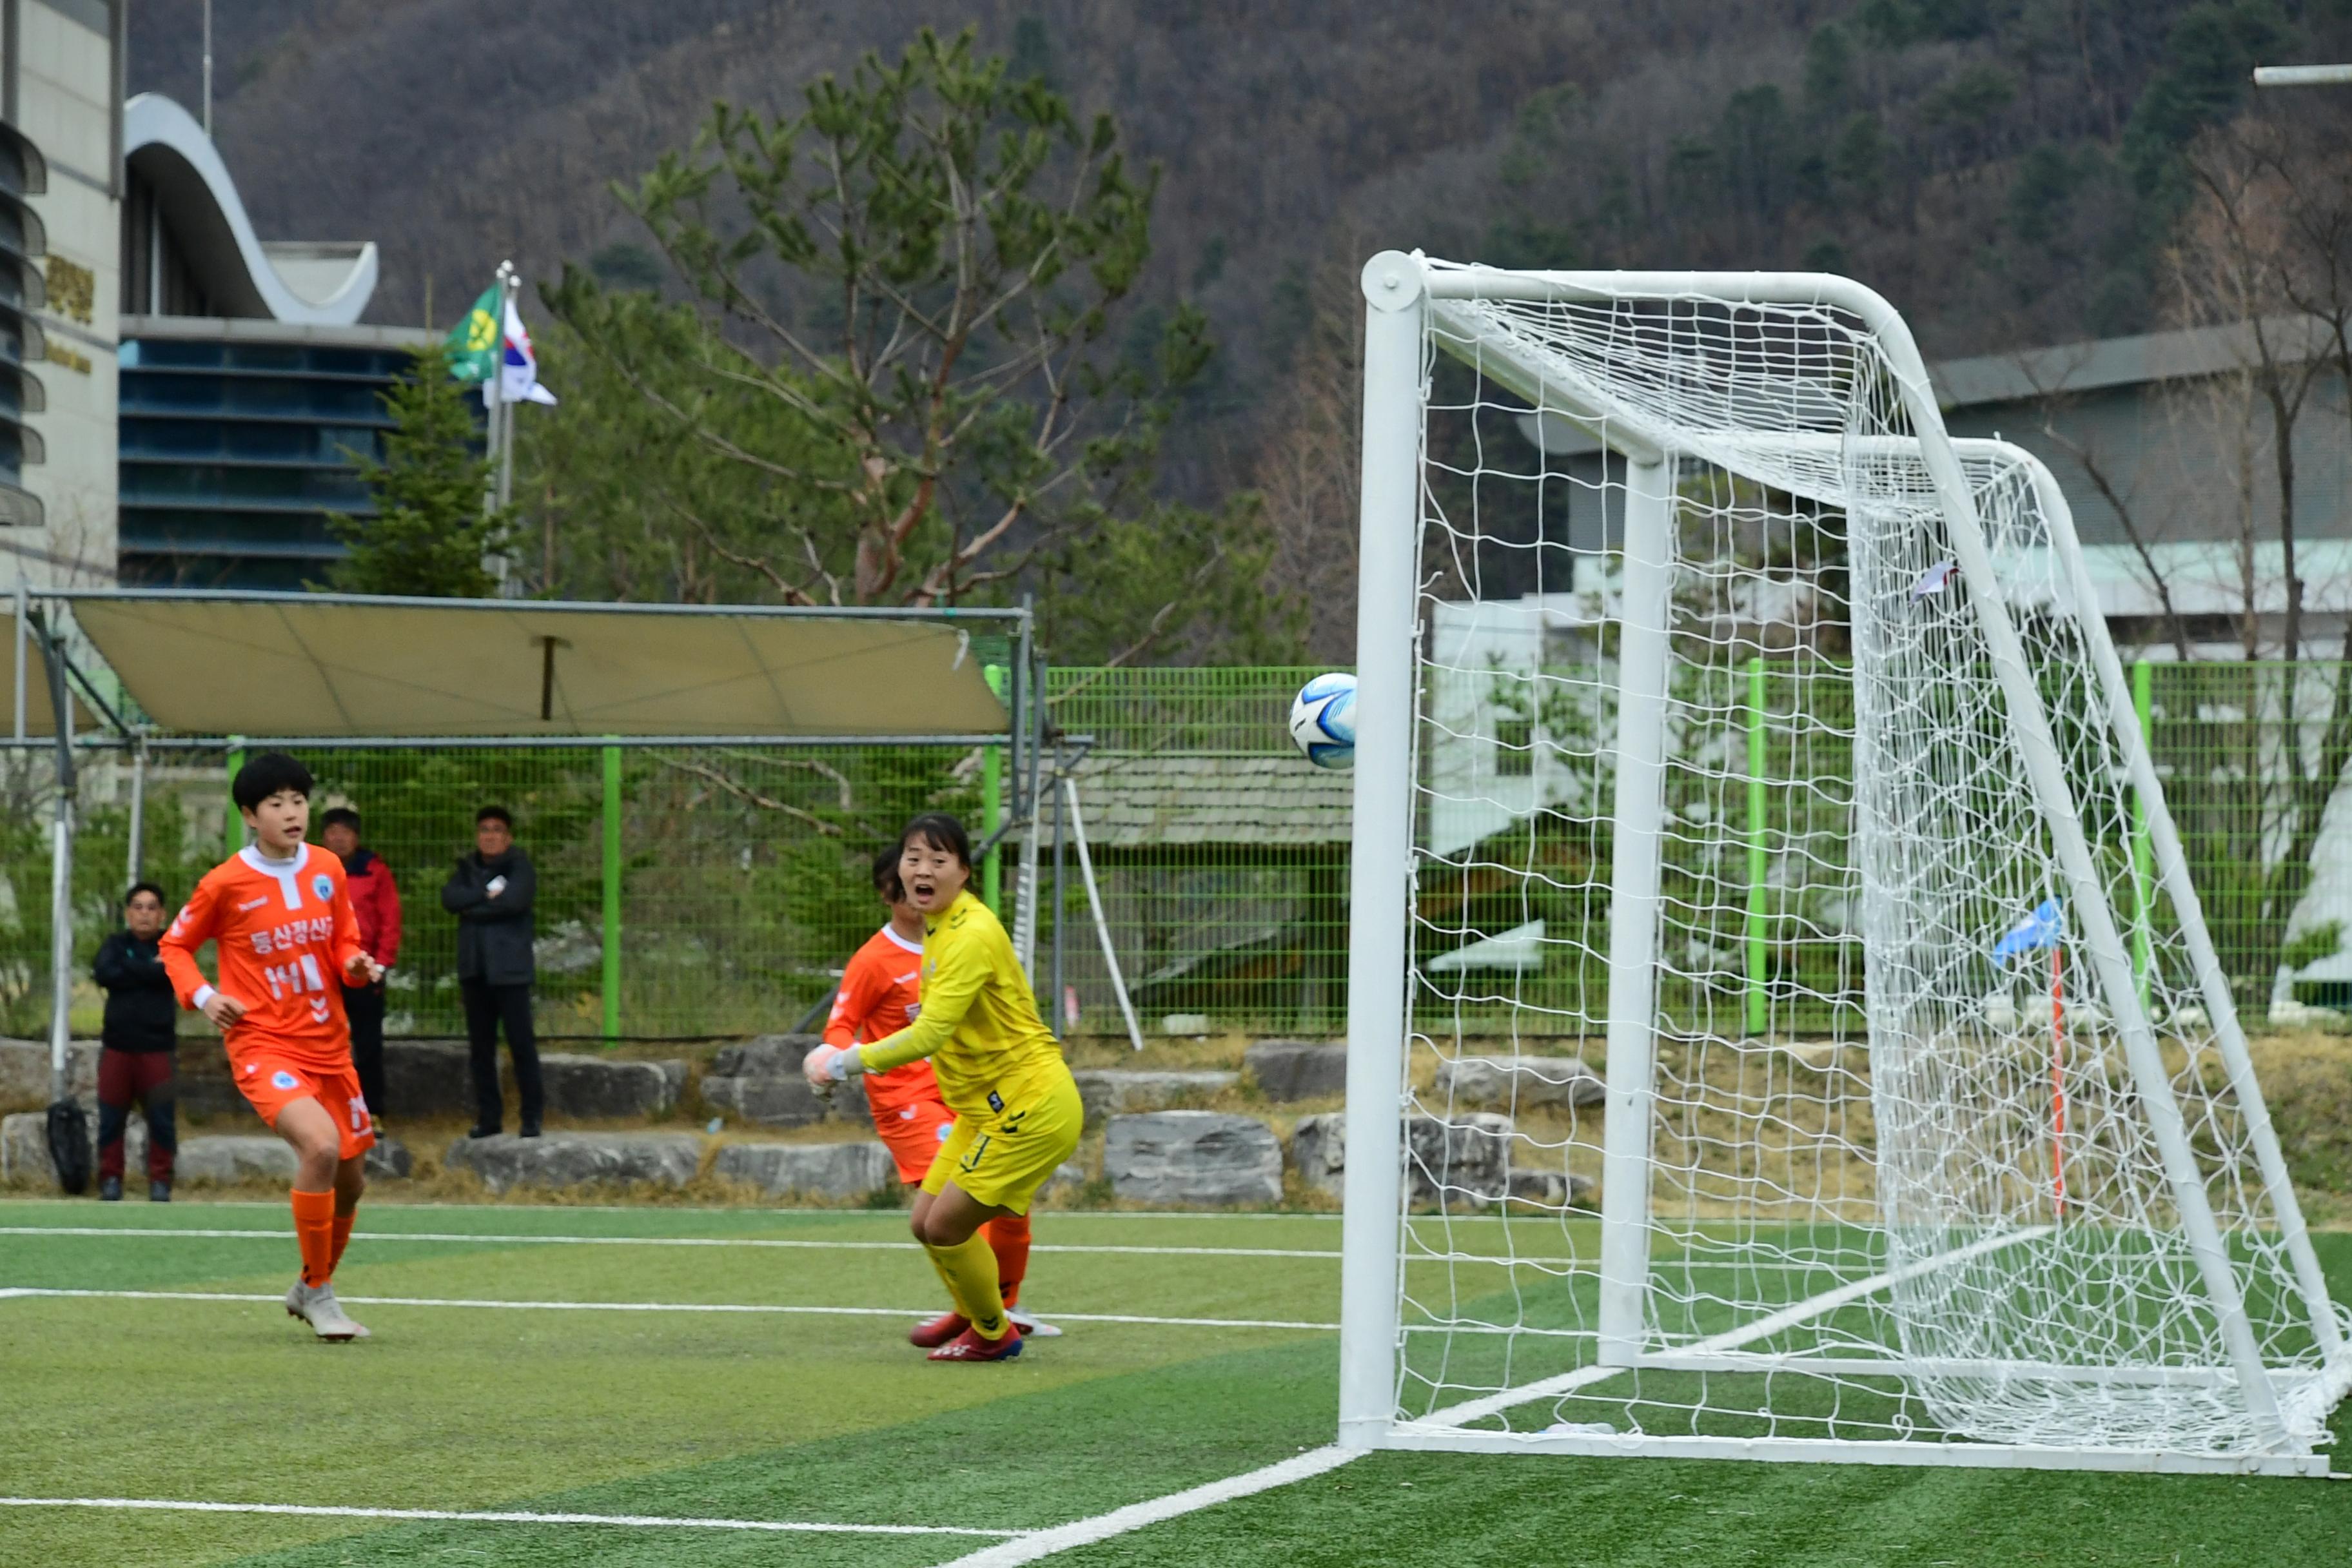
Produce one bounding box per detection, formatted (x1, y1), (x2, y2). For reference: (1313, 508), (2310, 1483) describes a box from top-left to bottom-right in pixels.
(802, 1044), (863, 1088)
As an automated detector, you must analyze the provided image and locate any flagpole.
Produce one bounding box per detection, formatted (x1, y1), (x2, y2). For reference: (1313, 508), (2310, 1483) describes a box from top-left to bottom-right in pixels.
(496, 266), (520, 514)
(483, 260), (513, 593)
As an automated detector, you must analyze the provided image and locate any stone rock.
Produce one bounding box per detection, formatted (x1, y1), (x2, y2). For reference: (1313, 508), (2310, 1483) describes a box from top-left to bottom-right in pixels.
(1102, 1111), (1282, 1208)
(364, 1135), (413, 1179)
(444, 1131), (701, 1195)
(712, 1140), (896, 1199)
(1072, 1070), (1237, 1124)
(710, 1035), (823, 1078)
(698, 1072), (865, 1128)
(538, 1054), (686, 1119)
(1, 1104), (145, 1184)
(1291, 1112), (1519, 1206)
(176, 1135), (300, 1184)
(1505, 1166), (1599, 1210)
(0, 1038), (99, 1107)
(381, 1040), (476, 1119)
(1037, 1160), (1088, 1202)
(1436, 1054), (1604, 1111)
(1244, 1040), (1348, 1102)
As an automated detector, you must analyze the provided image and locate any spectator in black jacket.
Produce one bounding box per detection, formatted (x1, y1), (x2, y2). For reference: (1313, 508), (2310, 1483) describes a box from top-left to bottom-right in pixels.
(92, 883), (179, 1201)
(441, 805), (543, 1139)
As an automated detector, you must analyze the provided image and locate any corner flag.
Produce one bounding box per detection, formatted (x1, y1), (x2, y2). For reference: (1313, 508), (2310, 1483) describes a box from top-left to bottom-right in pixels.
(1993, 896), (2063, 961)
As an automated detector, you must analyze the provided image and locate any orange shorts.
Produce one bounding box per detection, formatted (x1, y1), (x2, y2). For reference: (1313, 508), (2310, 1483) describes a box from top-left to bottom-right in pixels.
(872, 1094), (957, 1184)
(232, 1050), (377, 1161)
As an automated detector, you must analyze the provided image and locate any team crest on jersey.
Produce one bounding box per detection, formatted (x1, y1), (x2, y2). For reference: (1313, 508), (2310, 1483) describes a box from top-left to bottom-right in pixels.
(312, 873), (334, 902)
(271, 1070), (300, 1091)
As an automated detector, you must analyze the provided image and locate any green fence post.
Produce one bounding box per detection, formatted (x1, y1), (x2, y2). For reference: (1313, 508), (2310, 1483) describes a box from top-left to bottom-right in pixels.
(2130, 660), (2154, 1013)
(1745, 658), (1769, 1036)
(602, 741), (622, 1044)
(224, 738), (247, 856)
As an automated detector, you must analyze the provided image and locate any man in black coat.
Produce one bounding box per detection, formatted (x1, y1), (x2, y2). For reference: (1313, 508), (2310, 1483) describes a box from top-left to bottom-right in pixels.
(91, 882), (179, 1200)
(441, 805), (544, 1138)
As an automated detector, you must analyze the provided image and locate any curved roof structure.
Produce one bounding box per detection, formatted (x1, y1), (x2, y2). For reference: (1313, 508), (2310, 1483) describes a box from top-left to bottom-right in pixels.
(122, 93), (377, 326)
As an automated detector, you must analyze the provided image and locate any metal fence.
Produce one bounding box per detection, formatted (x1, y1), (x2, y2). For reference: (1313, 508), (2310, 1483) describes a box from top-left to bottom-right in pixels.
(5, 660), (2349, 1044)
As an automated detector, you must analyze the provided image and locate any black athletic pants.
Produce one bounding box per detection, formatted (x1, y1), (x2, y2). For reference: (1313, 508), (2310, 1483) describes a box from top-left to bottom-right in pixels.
(461, 979), (542, 1131)
(342, 981), (388, 1121)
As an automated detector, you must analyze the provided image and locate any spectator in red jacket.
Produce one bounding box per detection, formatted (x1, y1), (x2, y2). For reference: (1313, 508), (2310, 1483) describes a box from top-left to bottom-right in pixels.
(321, 807), (401, 1132)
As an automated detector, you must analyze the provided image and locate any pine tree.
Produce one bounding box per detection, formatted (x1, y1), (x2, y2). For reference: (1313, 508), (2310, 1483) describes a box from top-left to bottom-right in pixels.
(330, 349), (511, 597)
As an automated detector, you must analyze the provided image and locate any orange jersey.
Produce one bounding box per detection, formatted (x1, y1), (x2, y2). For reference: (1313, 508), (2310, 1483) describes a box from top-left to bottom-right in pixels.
(161, 843), (367, 1070)
(825, 924), (942, 1117)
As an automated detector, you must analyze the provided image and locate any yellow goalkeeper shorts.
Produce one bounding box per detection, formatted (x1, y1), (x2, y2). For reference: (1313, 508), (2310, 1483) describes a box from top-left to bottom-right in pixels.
(920, 1069), (1083, 1215)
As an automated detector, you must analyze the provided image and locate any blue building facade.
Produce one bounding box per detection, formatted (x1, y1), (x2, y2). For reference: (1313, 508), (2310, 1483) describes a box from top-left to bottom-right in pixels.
(117, 321), (429, 587)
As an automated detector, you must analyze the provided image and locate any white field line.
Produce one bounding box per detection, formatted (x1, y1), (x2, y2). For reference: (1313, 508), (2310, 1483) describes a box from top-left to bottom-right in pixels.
(0, 1496), (1020, 1537)
(0, 1197), (1346, 1221)
(0, 1226), (1347, 1260)
(1415, 1224), (2057, 1431)
(932, 1446), (1364, 1567)
(2, 1287), (1336, 1332)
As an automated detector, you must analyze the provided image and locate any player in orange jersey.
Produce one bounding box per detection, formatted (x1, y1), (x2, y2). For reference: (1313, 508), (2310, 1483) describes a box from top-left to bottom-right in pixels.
(828, 845), (1059, 1346)
(161, 753), (383, 1342)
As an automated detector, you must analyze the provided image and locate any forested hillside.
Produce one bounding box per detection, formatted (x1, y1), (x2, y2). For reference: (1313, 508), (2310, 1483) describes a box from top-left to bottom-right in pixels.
(126, 0), (2352, 656)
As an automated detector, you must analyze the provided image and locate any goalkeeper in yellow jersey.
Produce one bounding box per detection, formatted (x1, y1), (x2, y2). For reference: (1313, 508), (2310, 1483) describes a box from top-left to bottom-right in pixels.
(803, 812), (1083, 1362)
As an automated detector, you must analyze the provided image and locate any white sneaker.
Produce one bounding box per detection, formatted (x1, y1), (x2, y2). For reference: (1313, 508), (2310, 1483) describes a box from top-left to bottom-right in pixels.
(286, 1281), (369, 1342)
(1007, 1306), (1063, 1338)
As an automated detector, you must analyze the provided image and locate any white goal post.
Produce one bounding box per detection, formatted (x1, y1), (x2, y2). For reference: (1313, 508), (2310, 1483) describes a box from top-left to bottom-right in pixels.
(1337, 252), (2351, 1475)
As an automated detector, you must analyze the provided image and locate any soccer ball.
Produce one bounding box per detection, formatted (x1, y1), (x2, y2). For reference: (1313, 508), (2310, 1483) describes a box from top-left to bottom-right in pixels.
(1289, 672), (1357, 769)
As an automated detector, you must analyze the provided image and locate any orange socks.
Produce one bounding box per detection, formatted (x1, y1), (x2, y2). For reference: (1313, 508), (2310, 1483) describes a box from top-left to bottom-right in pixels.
(330, 1209), (356, 1274)
(291, 1189), (337, 1288)
(986, 1213), (1031, 1310)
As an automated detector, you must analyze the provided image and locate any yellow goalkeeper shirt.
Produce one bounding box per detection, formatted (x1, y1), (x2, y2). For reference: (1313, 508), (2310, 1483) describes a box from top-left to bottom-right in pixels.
(855, 890), (1068, 1117)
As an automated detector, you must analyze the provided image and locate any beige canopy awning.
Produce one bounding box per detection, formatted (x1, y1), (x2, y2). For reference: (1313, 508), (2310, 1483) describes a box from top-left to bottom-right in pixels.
(63, 593), (1014, 739)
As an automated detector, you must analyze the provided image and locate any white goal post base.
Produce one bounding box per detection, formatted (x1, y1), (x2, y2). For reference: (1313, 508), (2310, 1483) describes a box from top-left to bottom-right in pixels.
(1337, 251), (2349, 1475)
(1375, 1426), (2335, 1479)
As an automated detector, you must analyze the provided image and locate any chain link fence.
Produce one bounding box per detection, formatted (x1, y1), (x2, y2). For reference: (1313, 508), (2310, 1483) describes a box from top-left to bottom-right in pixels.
(5, 660), (2349, 1044)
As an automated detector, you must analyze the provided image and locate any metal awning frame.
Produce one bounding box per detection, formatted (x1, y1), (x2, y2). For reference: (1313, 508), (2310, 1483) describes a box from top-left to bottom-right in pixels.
(5, 589), (1072, 1110)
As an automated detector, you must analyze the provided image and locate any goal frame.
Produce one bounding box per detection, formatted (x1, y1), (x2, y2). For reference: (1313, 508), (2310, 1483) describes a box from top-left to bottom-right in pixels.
(1335, 251), (2349, 1476)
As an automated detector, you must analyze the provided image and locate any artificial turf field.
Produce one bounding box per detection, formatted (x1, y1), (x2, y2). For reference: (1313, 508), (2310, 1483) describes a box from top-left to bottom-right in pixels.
(2, 1199), (2349, 1567)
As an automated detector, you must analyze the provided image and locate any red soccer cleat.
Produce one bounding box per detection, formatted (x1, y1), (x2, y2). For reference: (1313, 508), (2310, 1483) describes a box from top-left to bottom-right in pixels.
(927, 1323), (1024, 1362)
(908, 1310), (970, 1348)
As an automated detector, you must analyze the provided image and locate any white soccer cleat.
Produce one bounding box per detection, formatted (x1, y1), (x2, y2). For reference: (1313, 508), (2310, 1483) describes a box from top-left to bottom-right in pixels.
(1006, 1306), (1063, 1338)
(287, 1281), (369, 1342)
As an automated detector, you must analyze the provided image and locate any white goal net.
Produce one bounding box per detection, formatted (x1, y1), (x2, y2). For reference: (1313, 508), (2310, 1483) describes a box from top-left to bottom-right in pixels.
(1336, 254), (2350, 1474)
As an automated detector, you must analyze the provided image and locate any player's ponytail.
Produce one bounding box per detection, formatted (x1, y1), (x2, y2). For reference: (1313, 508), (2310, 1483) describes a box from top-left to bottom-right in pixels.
(897, 812), (972, 868)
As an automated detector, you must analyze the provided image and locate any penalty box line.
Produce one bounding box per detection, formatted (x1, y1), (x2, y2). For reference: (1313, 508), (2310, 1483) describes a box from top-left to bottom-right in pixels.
(1, 1287), (1337, 1333)
(0, 1495), (1021, 1538)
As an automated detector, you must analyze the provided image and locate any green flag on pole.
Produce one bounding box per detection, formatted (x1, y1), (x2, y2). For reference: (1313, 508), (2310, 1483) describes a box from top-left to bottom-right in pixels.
(444, 284), (502, 383)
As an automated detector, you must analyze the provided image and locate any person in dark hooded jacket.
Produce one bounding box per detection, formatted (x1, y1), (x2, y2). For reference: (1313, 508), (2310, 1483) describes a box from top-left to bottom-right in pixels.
(321, 808), (401, 1130)
(441, 805), (542, 1137)
(91, 882), (179, 1200)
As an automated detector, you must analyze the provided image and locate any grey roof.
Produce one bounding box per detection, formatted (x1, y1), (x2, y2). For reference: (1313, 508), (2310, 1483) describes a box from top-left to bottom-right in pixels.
(1930, 315), (2335, 411)
(1073, 752), (1353, 848)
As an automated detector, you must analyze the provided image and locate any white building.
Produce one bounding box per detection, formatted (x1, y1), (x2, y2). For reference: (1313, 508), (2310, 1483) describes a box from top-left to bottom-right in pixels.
(1, 0), (122, 594)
